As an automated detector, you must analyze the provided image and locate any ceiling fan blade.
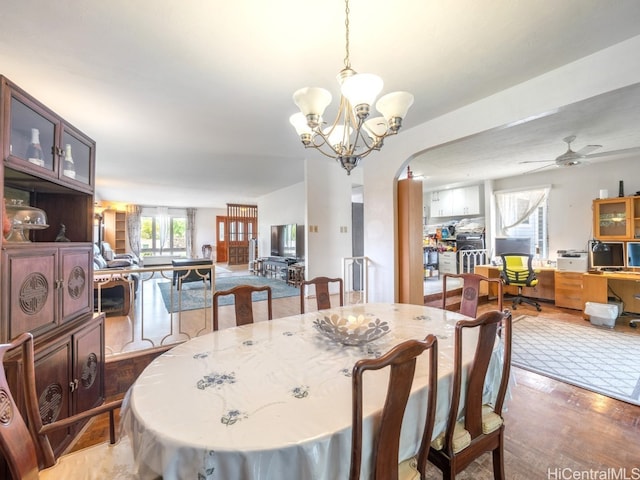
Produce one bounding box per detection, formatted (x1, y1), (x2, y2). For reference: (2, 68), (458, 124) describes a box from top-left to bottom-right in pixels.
(518, 159), (554, 164)
(523, 162), (557, 174)
(576, 144), (602, 155)
(586, 146), (640, 159)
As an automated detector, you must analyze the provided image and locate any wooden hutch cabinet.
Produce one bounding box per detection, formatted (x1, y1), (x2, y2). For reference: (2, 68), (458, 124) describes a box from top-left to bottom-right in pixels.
(593, 196), (640, 240)
(0, 75), (104, 457)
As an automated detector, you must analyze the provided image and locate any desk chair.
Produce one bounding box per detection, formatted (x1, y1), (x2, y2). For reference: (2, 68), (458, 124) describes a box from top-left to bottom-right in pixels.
(0, 332), (135, 480)
(350, 335), (438, 480)
(428, 310), (512, 480)
(300, 276), (344, 313)
(499, 253), (541, 312)
(442, 272), (504, 318)
(213, 284), (272, 331)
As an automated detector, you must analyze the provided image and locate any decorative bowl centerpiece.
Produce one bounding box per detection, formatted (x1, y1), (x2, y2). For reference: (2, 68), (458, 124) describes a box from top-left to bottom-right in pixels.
(4, 199), (49, 242)
(313, 313), (390, 346)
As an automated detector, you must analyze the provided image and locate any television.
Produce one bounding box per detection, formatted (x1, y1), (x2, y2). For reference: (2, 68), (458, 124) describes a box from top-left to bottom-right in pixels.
(627, 242), (640, 267)
(494, 237), (532, 256)
(589, 241), (625, 270)
(270, 224), (304, 260)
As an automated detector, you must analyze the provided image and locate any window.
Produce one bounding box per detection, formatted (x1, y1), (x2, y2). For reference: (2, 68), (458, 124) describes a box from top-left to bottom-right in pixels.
(494, 186), (549, 258)
(140, 214), (186, 256)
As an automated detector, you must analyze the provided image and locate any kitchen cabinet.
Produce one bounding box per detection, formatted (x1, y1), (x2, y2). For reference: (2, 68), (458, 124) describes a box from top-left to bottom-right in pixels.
(438, 251), (457, 274)
(430, 185), (480, 218)
(451, 185), (480, 216)
(430, 190), (453, 217)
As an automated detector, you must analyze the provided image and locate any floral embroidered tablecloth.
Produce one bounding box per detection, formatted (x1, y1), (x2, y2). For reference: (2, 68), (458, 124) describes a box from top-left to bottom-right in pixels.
(121, 303), (502, 480)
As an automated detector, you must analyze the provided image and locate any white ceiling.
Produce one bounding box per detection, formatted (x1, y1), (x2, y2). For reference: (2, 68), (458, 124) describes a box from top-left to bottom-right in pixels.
(2, 0), (640, 207)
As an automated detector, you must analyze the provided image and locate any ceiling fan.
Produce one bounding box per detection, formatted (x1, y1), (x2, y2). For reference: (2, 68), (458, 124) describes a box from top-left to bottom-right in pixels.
(520, 135), (602, 168)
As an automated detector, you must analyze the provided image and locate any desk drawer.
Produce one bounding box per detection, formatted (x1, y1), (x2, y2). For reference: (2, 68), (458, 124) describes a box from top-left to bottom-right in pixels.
(554, 272), (583, 310)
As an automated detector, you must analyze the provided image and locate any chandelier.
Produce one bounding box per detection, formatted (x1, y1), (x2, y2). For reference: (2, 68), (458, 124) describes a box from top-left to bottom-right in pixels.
(289, 0), (414, 175)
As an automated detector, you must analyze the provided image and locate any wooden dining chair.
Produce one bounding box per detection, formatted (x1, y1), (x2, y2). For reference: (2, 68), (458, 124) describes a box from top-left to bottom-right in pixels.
(350, 335), (438, 480)
(299, 276), (344, 313)
(441, 272), (503, 318)
(0, 332), (136, 480)
(428, 309), (512, 480)
(213, 284), (273, 331)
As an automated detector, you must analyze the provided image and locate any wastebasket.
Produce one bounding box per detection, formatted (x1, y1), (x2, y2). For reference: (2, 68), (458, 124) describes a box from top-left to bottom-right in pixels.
(584, 302), (618, 328)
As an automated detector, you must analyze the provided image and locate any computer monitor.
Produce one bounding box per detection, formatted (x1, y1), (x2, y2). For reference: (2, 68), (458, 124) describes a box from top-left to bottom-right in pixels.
(627, 242), (640, 267)
(494, 237), (532, 256)
(589, 241), (625, 270)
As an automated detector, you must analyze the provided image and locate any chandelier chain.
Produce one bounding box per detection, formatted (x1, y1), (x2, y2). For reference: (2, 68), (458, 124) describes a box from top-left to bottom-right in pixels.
(343, 0), (351, 69)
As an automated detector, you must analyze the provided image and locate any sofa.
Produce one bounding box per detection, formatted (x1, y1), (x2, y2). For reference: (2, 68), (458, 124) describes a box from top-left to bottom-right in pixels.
(93, 243), (139, 316)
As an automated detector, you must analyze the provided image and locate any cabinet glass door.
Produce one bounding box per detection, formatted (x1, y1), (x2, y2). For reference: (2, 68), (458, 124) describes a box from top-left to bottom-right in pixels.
(61, 128), (93, 186)
(9, 95), (56, 173)
(596, 199), (630, 239)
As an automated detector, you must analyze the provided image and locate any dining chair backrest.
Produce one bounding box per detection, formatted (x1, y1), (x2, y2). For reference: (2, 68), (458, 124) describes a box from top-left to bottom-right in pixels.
(350, 335), (438, 480)
(213, 284), (273, 330)
(428, 309), (512, 479)
(442, 272), (503, 318)
(299, 276), (344, 313)
(0, 332), (128, 480)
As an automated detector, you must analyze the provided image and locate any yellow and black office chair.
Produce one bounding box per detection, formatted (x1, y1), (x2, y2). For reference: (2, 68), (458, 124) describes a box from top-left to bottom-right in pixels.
(499, 253), (541, 311)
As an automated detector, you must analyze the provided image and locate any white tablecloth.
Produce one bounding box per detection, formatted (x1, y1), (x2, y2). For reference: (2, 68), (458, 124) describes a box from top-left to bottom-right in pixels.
(121, 303), (502, 480)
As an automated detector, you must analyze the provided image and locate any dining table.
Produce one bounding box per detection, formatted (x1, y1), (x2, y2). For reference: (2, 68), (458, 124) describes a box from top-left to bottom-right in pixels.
(120, 302), (505, 480)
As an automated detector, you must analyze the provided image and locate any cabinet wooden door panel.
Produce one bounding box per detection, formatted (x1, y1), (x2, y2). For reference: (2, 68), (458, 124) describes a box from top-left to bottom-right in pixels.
(35, 338), (74, 455)
(2, 248), (57, 341)
(61, 247), (92, 323)
(74, 319), (104, 413)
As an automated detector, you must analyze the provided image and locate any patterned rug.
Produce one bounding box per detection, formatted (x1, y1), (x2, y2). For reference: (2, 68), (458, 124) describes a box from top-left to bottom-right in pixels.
(157, 275), (299, 313)
(512, 315), (640, 406)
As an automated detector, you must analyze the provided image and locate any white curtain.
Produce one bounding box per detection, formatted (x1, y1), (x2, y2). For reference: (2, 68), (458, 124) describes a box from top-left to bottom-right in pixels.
(126, 204), (142, 260)
(495, 186), (550, 236)
(186, 208), (196, 258)
(157, 206), (170, 255)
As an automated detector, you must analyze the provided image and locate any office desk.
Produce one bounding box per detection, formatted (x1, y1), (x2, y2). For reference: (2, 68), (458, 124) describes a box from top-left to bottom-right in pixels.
(474, 265), (556, 301)
(121, 303), (505, 480)
(583, 271), (640, 314)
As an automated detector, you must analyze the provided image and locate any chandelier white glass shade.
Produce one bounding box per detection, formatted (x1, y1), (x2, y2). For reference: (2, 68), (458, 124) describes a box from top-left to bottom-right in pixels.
(289, 0), (414, 175)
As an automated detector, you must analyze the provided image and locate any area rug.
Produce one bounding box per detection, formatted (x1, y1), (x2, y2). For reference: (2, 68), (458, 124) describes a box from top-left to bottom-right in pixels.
(157, 276), (299, 313)
(511, 315), (640, 406)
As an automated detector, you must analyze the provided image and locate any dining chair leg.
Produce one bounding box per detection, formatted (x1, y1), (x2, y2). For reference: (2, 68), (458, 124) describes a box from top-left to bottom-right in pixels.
(492, 431), (506, 480)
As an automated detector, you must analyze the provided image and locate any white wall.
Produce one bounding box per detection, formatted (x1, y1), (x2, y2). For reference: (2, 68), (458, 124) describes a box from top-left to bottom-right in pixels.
(195, 207), (225, 258)
(362, 34), (640, 303)
(304, 158), (358, 280)
(492, 156), (640, 259)
(257, 182), (305, 258)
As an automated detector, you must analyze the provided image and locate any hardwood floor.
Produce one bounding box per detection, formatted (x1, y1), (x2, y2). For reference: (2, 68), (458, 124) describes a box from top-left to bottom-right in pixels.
(73, 286), (640, 478)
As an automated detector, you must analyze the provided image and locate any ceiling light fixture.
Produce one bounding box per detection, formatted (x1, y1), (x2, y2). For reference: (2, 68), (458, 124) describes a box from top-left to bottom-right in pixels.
(289, 0), (414, 175)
